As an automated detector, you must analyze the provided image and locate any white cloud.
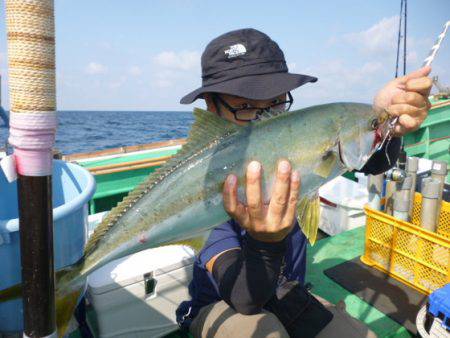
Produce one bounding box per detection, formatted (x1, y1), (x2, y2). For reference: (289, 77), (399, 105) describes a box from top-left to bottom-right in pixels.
(109, 76), (127, 89)
(341, 16), (431, 71)
(344, 16), (399, 55)
(85, 62), (108, 75)
(154, 78), (173, 88)
(129, 66), (142, 76)
(150, 51), (201, 90)
(288, 62), (297, 71)
(293, 58), (390, 106)
(406, 51), (418, 64)
(152, 50), (200, 71)
(360, 61), (383, 74)
(99, 41), (112, 50)
(151, 69), (176, 89)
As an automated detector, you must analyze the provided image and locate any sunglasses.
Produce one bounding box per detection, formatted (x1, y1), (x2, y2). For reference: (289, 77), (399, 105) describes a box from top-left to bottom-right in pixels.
(212, 92), (294, 122)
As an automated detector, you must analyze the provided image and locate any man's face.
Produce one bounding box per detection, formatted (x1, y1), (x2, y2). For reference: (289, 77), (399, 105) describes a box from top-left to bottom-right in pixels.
(205, 93), (287, 126)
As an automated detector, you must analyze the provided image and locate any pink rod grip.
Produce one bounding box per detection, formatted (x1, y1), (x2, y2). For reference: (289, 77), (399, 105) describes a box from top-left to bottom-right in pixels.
(8, 112), (57, 176)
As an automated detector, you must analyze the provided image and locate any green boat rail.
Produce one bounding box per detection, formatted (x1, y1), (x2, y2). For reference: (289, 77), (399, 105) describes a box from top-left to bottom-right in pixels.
(63, 139), (185, 214)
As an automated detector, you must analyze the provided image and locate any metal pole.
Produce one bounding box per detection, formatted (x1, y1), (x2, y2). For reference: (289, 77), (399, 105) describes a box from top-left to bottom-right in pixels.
(420, 178), (440, 232)
(385, 179), (396, 215)
(5, 1), (57, 337)
(384, 168), (406, 215)
(393, 191), (409, 221)
(367, 174), (384, 210)
(430, 160), (447, 223)
(406, 157), (418, 216)
(396, 175), (412, 221)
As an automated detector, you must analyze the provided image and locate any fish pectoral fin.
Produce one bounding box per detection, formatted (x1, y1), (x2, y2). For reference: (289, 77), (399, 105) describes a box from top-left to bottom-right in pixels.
(297, 194), (321, 245)
(313, 151), (338, 178)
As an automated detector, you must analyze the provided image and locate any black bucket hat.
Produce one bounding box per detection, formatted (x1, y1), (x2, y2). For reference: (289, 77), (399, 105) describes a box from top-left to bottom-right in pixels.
(180, 28), (317, 104)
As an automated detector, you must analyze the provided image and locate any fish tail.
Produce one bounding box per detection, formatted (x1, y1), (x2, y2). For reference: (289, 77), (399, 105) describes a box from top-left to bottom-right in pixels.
(0, 260), (86, 337)
(55, 259), (88, 336)
(0, 283), (22, 303)
(56, 286), (85, 337)
(0, 282), (85, 338)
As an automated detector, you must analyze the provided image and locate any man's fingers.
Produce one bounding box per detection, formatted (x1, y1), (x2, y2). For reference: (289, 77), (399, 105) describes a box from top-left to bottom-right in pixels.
(406, 77), (433, 97)
(388, 103), (427, 136)
(281, 170), (301, 227)
(223, 175), (238, 213)
(403, 66), (432, 81)
(393, 123), (407, 137)
(399, 113), (421, 131)
(393, 113), (421, 136)
(268, 160), (291, 224)
(246, 161), (264, 221)
(387, 103), (425, 118)
(391, 91), (429, 108)
(223, 174), (249, 226)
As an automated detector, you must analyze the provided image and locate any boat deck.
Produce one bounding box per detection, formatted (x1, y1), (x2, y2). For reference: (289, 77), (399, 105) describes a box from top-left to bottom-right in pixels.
(70, 226), (415, 338)
(305, 226), (411, 338)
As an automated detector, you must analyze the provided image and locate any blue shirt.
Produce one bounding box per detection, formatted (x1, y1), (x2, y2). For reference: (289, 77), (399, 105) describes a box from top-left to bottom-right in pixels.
(176, 219), (307, 329)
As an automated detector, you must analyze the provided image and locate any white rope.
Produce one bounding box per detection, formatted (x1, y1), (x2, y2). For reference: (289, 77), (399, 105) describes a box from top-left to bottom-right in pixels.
(423, 21), (450, 67)
(6, 0), (56, 113)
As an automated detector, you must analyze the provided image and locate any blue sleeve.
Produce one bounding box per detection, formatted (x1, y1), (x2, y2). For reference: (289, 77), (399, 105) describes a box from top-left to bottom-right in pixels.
(197, 220), (242, 269)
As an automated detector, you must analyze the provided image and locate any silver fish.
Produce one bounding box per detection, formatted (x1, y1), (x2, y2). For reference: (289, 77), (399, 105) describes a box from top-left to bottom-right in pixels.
(1, 102), (388, 334)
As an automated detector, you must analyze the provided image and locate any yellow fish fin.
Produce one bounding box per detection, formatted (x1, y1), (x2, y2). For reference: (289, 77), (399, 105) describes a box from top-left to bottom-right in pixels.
(297, 194), (321, 245)
(0, 274), (84, 338)
(169, 234), (209, 253)
(56, 286), (85, 337)
(313, 151), (337, 178)
(0, 283), (22, 303)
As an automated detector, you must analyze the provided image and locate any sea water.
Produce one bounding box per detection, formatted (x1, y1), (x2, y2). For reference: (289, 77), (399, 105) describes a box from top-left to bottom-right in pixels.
(0, 110), (194, 155)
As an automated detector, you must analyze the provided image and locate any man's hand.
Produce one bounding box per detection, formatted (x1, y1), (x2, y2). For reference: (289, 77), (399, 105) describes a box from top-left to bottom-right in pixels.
(374, 66), (433, 137)
(223, 160), (300, 243)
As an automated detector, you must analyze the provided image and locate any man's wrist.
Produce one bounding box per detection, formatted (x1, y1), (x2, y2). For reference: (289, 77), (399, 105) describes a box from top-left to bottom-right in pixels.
(244, 232), (288, 255)
(247, 229), (289, 243)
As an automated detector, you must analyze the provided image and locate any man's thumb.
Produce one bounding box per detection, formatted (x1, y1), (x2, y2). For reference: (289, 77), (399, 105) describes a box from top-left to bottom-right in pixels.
(403, 66), (432, 81)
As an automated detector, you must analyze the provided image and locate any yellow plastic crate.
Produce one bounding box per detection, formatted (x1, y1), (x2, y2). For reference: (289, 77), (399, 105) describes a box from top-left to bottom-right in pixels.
(361, 193), (450, 295)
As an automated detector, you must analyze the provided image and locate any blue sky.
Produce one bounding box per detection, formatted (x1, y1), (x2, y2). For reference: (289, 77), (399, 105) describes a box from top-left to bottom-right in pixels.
(0, 0), (449, 111)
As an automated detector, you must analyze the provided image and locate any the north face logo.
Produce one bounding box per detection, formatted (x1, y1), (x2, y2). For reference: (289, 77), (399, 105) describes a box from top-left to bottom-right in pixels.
(224, 44), (247, 58)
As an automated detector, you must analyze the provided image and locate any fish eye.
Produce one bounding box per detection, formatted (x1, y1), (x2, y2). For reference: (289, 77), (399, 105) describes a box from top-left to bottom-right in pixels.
(370, 119), (379, 130)
(240, 103), (250, 109)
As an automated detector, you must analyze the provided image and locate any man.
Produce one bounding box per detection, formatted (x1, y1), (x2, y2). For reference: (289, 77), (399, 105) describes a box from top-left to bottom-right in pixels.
(176, 28), (432, 337)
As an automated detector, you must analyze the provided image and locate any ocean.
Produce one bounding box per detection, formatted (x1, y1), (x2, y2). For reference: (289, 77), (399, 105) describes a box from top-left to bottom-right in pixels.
(0, 110), (194, 155)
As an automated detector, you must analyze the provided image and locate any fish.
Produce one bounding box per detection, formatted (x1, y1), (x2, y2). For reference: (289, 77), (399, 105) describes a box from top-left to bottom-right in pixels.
(0, 102), (388, 335)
